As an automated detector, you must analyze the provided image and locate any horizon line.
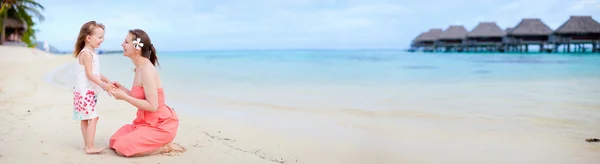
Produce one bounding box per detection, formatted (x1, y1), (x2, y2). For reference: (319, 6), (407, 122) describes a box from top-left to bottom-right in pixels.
(60, 48), (410, 53)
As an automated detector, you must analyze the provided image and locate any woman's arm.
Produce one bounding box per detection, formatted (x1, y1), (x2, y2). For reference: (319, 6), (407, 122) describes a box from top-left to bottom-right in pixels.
(121, 68), (159, 112)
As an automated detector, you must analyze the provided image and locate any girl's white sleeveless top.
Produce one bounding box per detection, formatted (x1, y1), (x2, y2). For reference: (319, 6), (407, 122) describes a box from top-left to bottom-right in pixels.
(73, 49), (101, 92)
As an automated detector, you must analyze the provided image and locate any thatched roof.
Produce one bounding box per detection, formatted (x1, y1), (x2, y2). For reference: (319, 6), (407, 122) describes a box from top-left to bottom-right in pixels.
(509, 19), (553, 36)
(554, 16), (600, 34)
(412, 32), (425, 42)
(467, 22), (505, 38)
(4, 17), (24, 28)
(505, 27), (514, 36)
(414, 28), (444, 42)
(438, 25), (468, 40)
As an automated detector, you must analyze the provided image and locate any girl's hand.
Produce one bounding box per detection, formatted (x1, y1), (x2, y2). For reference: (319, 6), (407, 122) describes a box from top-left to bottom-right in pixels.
(101, 83), (114, 97)
(101, 83), (113, 92)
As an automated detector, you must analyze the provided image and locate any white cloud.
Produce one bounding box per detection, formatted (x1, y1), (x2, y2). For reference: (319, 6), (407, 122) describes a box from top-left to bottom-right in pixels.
(498, 1), (522, 11)
(567, 0), (600, 11)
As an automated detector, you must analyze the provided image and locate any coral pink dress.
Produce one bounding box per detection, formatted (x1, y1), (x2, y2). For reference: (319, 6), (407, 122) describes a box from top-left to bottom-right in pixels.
(109, 86), (179, 157)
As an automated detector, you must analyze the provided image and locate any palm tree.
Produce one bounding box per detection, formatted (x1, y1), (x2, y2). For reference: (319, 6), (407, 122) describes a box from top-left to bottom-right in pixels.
(0, 0), (44, 47)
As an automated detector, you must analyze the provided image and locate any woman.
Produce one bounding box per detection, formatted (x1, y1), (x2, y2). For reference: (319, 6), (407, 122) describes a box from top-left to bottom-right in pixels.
(108, 29), (185, 157)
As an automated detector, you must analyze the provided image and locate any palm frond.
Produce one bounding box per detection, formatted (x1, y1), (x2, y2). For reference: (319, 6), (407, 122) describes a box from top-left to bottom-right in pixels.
(21, 5), (43, 21)
(16, 4), (37, 47)
(15, 5), (33, 25)
(18, 0), (44, 10)
(0, 3), (10, 15)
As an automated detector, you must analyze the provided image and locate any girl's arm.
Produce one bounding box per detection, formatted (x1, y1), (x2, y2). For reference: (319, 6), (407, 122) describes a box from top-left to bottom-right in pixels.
(100, 74), (112, 84)
(121, 67), (159, 112)
(80, 52), (110, 90)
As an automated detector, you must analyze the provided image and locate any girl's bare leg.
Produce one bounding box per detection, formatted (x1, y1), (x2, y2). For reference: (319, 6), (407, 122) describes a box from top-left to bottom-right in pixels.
(84, 117), (106, 154)
(80, 120), (89, 147)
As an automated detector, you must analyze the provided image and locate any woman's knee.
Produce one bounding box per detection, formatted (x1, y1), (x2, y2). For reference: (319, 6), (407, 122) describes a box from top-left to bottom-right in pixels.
(115, 149), (125, 156)
(111, 136), (141, 157)
(109, 136), (117, 148)
(109, 137), (120, 149)
(110, 124), (135, 141)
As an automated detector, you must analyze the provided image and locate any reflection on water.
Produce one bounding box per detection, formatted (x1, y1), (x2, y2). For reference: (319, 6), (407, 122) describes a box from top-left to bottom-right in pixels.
(473, 70), (491, 74)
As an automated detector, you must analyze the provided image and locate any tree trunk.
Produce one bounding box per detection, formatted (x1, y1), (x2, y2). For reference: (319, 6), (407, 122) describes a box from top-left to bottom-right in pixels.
(0, 3), (10, 45)
(0, 18), (5, 45)
(0, 14), (5, 45)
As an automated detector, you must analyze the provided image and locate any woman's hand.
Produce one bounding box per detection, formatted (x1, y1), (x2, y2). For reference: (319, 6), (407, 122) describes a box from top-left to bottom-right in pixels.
(111, 81), (125, 90)
(110, 88), (127, 100)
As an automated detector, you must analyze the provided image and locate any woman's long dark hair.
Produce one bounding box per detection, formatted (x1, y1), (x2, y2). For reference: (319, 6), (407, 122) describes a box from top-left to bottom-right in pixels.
(129, 29), (159, 66)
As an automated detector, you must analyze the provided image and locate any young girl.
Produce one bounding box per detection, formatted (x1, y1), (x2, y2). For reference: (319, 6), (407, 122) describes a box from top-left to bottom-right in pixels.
(72, 21), (113, 154)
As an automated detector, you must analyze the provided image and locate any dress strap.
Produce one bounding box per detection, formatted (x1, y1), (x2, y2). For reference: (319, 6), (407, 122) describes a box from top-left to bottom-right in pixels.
(78, 49), (96, 57)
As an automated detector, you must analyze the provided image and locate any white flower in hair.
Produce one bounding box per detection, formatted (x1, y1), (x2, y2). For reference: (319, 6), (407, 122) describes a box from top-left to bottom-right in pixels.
(132, 38), (144, 50)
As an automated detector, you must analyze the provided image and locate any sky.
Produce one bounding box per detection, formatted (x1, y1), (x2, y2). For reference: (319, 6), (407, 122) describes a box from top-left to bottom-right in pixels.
(34, 0), (600, 51)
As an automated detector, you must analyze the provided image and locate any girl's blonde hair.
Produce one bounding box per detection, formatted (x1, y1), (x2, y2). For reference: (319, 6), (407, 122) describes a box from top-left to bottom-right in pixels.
(73, 21), (105, 58)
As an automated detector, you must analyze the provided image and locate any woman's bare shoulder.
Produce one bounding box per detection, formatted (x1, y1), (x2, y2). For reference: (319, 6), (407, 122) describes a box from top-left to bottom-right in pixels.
(140, 63), (160, 81)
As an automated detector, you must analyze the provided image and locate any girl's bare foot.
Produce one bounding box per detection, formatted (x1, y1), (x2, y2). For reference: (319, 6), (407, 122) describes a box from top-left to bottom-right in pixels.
(85, 146), (107, 154)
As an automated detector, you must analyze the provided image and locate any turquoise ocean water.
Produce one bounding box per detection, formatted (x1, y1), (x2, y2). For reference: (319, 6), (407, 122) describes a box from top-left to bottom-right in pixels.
(138, 50), (600, 85)
(51, 49), (600, 118)
(51, 50), (600, 138)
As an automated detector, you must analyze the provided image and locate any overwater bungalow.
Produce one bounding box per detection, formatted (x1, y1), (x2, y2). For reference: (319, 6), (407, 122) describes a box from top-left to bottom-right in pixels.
(465, 22), (506, 52)
(553, 16), (600, 52)
(506, 18), (554, 52)
(436, 25), (469, 52)
(503, 27), (516, 51)
(408, 15), (600, 53)
(411, 28), (444, 52)
(409, 32), (425, 52)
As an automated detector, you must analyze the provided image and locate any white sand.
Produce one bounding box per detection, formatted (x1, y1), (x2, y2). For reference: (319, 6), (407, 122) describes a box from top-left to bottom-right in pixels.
(0, 45), (299, 164)
(1, 45), (599, 164)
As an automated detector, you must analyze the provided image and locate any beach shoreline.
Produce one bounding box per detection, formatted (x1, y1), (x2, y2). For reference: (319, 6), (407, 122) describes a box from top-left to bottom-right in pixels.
(2, 45), (600, 164)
